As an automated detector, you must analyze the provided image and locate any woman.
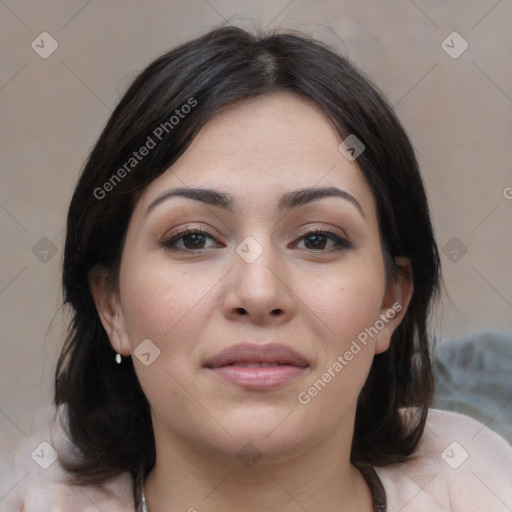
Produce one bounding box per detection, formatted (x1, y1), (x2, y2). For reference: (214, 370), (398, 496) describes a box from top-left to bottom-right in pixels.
(4, 25), (511, 512)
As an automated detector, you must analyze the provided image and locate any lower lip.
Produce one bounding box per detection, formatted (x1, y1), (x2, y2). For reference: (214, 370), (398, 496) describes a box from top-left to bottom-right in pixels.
(207, 365), (308, 390)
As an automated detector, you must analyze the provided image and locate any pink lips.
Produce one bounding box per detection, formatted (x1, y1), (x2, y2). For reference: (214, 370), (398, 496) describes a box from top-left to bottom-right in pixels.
(203, 343), (309, 390)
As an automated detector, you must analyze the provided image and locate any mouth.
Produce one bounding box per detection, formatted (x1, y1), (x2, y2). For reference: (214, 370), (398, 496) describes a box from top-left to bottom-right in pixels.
(203, 343), (309, 390)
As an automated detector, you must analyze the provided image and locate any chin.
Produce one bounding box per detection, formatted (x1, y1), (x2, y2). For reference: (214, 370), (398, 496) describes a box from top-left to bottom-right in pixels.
(206, 408), (317, 461)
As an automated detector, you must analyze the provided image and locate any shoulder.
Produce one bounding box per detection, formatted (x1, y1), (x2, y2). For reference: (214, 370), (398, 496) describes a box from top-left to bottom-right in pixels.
(0, 404), (136, 512)
(376, 408), (512, 512)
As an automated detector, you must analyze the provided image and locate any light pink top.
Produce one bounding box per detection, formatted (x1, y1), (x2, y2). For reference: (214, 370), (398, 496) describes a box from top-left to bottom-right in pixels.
(1, 407), (511, 511)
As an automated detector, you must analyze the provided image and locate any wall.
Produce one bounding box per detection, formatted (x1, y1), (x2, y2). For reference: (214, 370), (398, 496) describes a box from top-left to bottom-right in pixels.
(1, 0), (511, 463)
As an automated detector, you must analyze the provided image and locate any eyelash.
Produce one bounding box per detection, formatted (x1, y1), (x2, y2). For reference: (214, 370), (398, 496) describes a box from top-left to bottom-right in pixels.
(160, 226), (351, 253)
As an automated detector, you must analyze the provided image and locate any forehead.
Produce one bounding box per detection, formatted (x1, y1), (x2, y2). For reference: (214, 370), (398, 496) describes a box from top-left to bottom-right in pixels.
(136, 92), (377, 219)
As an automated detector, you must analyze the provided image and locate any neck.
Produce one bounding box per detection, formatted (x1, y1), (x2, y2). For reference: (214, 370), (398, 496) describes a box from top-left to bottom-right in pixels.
(142, 418), (373, 512)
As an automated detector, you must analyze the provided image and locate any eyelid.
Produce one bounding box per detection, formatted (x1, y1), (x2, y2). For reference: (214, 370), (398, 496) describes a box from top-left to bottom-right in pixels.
(295, 223), (348, 240)
(160, 224), (218, 245)
(163, 222), (213, 235)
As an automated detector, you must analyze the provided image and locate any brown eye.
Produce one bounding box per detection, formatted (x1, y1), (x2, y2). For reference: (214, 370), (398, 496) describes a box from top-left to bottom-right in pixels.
(161, 228), (220, 252)
(295, 229), (351, 251)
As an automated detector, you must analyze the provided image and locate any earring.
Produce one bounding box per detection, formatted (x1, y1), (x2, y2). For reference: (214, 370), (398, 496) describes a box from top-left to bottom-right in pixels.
(115, 353), (122, 364)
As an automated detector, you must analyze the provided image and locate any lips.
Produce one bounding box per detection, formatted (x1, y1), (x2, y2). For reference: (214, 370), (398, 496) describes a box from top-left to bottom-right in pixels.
(203, 343), (309, 369)
(203, 343), (309, 390)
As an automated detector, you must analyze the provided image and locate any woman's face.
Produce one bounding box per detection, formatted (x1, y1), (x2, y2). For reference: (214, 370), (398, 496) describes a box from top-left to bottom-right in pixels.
(93, 91), (411, 465)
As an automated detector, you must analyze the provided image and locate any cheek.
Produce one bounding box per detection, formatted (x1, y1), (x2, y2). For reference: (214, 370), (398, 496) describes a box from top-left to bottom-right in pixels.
(293, 257), (386, 407)
(296, 258), (386, 348)
(331, 275), (383, 341)
(118, 260), (215, 355)
(117, 261), (216, 416)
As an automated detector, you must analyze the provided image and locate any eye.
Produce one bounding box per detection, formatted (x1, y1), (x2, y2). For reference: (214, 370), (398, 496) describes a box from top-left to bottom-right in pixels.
(293, 228), (351, 252)
(160, 226), (351, 253)
(160, 227), (221, 252)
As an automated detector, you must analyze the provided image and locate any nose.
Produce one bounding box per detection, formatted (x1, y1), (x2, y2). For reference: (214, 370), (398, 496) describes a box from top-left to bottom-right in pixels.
(222, 236), (296, 325)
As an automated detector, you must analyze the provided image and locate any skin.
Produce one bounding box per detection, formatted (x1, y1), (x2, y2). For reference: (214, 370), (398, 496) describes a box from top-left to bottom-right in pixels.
(90, 91), (413, 512)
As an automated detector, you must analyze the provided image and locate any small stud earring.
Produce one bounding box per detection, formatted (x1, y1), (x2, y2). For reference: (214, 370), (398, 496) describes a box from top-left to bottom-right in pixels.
(115, 353), (122, 364)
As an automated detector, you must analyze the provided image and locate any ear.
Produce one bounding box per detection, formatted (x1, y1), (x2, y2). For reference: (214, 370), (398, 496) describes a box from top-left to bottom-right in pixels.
(88, 264), (131, 356)
(375, 256), (413, 355)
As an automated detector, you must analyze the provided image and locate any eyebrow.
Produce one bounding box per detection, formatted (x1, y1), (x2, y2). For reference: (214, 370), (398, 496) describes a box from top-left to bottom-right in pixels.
(145, 186), (365, 219)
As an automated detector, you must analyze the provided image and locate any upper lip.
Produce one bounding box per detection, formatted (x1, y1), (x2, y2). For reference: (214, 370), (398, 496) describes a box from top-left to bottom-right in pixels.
(203, 343), (309, 368)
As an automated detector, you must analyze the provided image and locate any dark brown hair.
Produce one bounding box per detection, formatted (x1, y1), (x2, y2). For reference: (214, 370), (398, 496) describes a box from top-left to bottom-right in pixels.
(55, 24), (441, 506)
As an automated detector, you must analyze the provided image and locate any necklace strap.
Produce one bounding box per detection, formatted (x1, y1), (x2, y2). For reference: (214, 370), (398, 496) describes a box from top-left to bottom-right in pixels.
(141, 489), (148, 512)
(357, 465), (387, 512)
(140, 466), (386, 512)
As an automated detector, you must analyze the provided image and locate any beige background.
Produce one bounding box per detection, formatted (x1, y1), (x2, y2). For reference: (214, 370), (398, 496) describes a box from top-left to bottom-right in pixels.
(1, 0), (511, 467)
